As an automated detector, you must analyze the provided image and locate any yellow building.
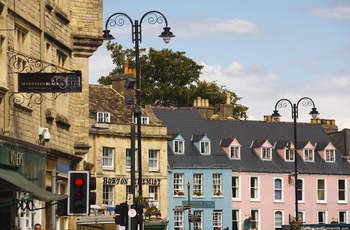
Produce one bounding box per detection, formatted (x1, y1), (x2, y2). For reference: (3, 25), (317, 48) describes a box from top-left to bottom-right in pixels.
(0, 0), (102, 229)
(88, 83), (169, 227)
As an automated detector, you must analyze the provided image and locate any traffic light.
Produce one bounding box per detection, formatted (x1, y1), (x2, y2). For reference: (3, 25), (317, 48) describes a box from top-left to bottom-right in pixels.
(133, 203), (144, 225)
(115, 202), (128, 227)
(68, 171), (89, 215)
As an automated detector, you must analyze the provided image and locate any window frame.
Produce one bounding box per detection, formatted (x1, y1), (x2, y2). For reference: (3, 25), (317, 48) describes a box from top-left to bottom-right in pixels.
(97, 111), (110, 123)
(317, 211), (327, 224)
(103, 185), (114, 205)
(297, 179), (304, 203)
(285, 149), (294, 161)
(250, 176), (260, 201)
(174, 211), (184, 230)
(212, 173), (222, 196)
(304, 149), (314, 162)
(102, 147), (114, 170)
(193, 210), (203, 230)
(174, 173), (184, 196)
(193, 174), (203, 197)
(316, 178), (327, 203)
(200, 141), (211, 155)
(250, 209), (260, 230)
(174, 140), (185, 154)
(338, 179), (347, 203)
(338, 210), (348, 224)
(232, 209), (240, 230)
(274, 210), (283, 229)
(213, 210), (223, 229)
(274, 178), (283, 202)
(325, 149), (335, 162)
(230, 146), (241, 159)
(262, 147), (272, 160)
(232, 176), (240, 200)
(149, 149), (159, 171)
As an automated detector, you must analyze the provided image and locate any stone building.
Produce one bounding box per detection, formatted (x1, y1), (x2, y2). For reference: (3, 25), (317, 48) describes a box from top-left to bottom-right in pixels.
(88, 84), (170, 228)
(0, 0), (102, 229)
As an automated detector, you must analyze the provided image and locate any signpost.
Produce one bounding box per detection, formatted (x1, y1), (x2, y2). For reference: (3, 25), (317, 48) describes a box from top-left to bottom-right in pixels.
(188, 214), (201, 223)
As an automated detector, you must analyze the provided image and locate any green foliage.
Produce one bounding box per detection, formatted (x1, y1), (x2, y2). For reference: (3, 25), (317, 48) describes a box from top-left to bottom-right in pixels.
(98, 42), (248, 119)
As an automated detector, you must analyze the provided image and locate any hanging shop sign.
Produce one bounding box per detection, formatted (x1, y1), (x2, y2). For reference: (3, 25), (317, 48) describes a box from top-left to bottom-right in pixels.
(103, 177), (161, 185)
(18, 72), (82, 93)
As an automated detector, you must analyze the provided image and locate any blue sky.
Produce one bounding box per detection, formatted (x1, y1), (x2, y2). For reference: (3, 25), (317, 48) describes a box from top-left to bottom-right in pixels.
(89, 0), (350, 130)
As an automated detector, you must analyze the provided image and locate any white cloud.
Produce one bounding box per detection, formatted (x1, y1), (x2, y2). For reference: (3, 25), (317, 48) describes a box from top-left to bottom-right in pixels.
(309, 4), (350, 19)
(175, 18), (259, 38)
(200, 62), (350, 130)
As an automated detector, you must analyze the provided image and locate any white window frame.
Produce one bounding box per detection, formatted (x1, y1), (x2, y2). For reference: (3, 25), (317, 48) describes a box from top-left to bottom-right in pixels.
(232, 176), (240, 200)
(250, 209), (260, 230)
(126, 148), (131, 170)
(230, 146), (241, 159)
(297, 179), (304, 203)
(232, 209), (241, 230)
(149, 149), (159, 171)
(174, 140), (185, 154)
(338, 179), (347, 203)
(200, 141), (210, 155)
(274, 178), (283, 202)
(133, 116), (149, 125)
(250, 176), (260, 201)
(103, 185), (114, 205)
(338, 210), (348, 224)
(325, 149), (335, 162)
(318, 211), (327, 224)
(174, 211), (184, 230)
(97, 111), (110, 123)
(285, 149), (294, 161)
(262, 147), (272, 160)
(316, 178), (327, 203)
(212, 174), (222, 196)
(193, 174), (203, 197)
(174, 173), (184, 196)
(102, 147), (114, 170)
(304, 149), (314, 161)
(193, 210), (203, 230)
(149, 186), (159, 207)
(274, 210), (283, 229)
(213, 210), (222, 229)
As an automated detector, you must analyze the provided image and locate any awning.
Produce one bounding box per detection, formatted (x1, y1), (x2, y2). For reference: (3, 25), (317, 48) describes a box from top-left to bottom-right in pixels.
(0, 167), (68, 201)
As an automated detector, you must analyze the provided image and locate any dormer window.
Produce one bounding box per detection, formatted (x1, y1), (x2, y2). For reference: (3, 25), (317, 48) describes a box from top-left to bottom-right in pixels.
(169, 134), (185, 154)
(97, 111), (110, 123)
(133, 115), (149, 125)
(315, 142), (336, 163)
(285, 149), (294, 161)
(192, 134), (211, 155)
(325, 150), (335, 162)
(251, 140), (273, 161)
(200, 141), (210, 154)
(230, 146), (241, 159)
(304, 149), (314, 161)
(220, 138), (241, 159)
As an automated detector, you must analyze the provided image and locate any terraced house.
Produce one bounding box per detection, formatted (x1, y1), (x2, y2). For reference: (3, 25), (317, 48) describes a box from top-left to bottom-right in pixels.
(152, 101), (350, 230)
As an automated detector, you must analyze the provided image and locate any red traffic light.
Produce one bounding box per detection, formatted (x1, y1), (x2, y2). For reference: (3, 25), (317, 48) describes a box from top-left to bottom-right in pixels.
(74, 178), (84, 187)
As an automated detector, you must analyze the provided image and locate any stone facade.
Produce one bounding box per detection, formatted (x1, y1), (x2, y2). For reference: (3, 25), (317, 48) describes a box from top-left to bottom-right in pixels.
(0, 0), (103, 229)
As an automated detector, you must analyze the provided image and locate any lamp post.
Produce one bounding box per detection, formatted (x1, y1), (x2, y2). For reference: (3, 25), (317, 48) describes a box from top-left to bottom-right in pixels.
(272, 97), (319, 223)
(103, 11), (175, 230)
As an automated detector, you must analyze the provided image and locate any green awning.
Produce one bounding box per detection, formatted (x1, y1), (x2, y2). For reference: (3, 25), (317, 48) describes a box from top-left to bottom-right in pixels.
(0, 167), (68, 201)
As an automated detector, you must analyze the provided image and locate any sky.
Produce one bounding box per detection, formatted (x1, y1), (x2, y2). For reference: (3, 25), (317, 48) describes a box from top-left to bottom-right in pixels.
(89, 0), (350, 130)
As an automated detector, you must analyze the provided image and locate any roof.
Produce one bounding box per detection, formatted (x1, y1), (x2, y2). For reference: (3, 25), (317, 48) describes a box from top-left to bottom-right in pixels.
(89, 84), (132, 124)
(152, 107), (350, 175)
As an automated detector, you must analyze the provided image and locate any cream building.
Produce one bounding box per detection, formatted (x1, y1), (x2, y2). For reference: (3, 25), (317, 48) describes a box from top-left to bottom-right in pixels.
(0, 0), (102, 229)
(88, 83), (169, 228)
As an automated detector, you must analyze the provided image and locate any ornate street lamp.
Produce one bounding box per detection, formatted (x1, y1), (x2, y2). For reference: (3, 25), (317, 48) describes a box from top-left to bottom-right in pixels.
(272, 97), (319, 223)
(103, 11), (175, 230)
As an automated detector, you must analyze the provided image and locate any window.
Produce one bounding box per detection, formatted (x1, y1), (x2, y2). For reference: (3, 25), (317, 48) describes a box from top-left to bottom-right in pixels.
(297, 179), (304, 202)
(126, 149), (131, 170)
(102, 147), (114, 169)
(285, 149), (294, 161)
(57, 49), (67, 67)
(232, 176), (240, 199)
(318, 211), (327, 224)
(213, 210), (222, 230)
(213, 174), (222, 196)
(174, 140), (185, 154)
(298, 212), (304, 223)
(174, 173), (184, 196)
(338, 179), (347, 202)
(262, 147), (272, 160)
(149, 150), (159, 171)
(325, 149), (335, 162)
(97, 111), (110, 123)
(200, 141), (210, 155)
(230, 146), (240, 159)
(304, 149), (314, 161)
(174, 211), (184, 230)
(338, 211), (348, 224)
(193, 174), (203, 196)
(274, 211), (283, 230)
(15, 25), (28, 53)
(133, 115), (149, 124)
(250, 177), (259, 200)
(103, 185), (114, 205)
(149, 186), (159, 205)
(317, 179), (326, 202)
(274, 178), (283, 201)
(193, 210), (203, 230)
(251, 210), (259, 229)
(232, 209), (240, 230)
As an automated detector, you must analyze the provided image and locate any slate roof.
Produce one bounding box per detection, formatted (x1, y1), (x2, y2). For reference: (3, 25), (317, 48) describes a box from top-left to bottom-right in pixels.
(152, 107), (350, 175)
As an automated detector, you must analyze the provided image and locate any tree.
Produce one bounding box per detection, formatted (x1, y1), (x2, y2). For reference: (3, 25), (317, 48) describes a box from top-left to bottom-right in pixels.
(98, 42), (248, 119)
